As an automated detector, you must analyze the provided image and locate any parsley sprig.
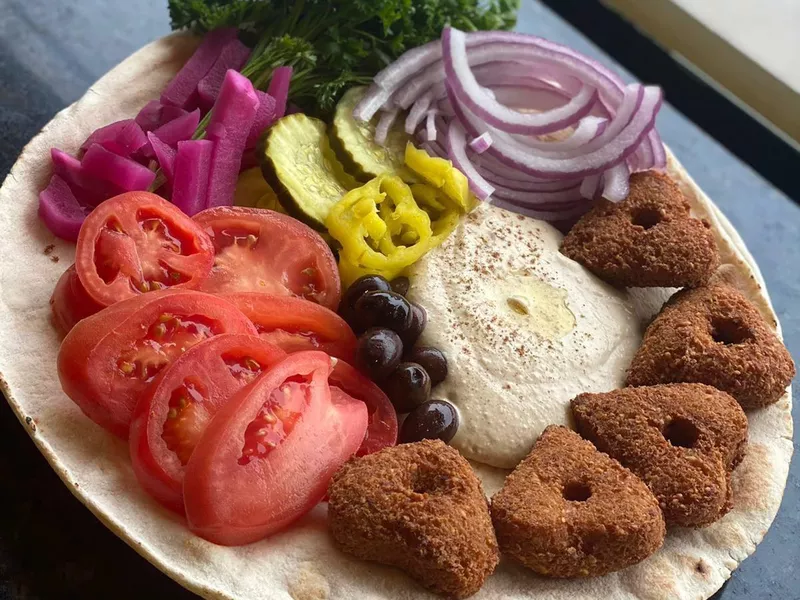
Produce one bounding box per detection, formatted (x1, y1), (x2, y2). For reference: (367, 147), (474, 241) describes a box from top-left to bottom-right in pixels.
(168, 0), (519, 115)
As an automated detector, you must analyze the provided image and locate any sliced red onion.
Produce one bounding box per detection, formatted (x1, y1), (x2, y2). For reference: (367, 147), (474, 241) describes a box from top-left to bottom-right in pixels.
(469, 132), (492, 154)
(353, 83), (393, 122)
(446, 123), (494, 201)
(451, 83), (661, 177)
(580, 174), (602, 200)
(493, 182), (584, 205)
(443, 28), (599, 135)
(373, 40), (442, 90)
(425, 111), (439, 142)
(489, 196), (590, 221)
(602, 162), (630, 202)
(648, 129), (667, 168)
(405, 91), (434, 134)
(488, 85), (574, 113)
(361, 28), (666, 220)
(374, 109), (399, 146)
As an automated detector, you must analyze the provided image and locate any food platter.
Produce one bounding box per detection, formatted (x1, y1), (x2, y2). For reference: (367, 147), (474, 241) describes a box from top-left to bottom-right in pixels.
(0, 19), (793, 600)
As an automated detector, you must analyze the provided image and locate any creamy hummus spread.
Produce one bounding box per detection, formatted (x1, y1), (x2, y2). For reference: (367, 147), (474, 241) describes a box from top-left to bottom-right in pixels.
(408, 204), (643, 468)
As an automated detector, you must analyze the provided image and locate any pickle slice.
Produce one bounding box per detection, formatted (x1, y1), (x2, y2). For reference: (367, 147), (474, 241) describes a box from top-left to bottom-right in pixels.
(330, 87), (416, 183)
(259, 114), (356, 230)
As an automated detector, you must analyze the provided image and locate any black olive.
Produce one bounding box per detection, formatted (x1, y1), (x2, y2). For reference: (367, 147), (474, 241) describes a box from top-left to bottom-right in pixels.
(400, 303), (427, 347)
(339, 275), (391, 330)
(390, 276), (410, 297)
(354, 290), (412, 333)
(407, 346), (448, 387)
(355, 327), (403, 380)
(384, 362), (431, 413)
(399, 399), (459, 444)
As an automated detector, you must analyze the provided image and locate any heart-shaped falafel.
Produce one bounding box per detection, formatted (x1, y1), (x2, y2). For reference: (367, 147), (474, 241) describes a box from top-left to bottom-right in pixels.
(560, 170), (719, 288)
(327, 440), (498, 599)
(626, 284), (795, 409)
(491, 426), (665, 577)
(571, 383), (748, 527)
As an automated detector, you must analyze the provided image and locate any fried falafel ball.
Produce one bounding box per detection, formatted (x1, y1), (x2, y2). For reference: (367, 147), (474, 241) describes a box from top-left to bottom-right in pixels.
(561, 170), (719, 288)
(572, 383), (748, 527)
(328, 440), (498, 599)
(491, 426), (665, 578)
(627, 284), (795, 409)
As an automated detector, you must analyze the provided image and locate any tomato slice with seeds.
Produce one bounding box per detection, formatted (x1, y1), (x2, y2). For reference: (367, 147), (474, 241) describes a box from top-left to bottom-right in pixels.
(129, 334), (286, 513)
(224, 292), (357, 362)
(76, 192), (214, 307)
(50, 264), (104, 334)
(183, 351), (367, 546)
(58, 290), (256, 439)
(329, 360), (398, 456)
(193, 207), (341, 310)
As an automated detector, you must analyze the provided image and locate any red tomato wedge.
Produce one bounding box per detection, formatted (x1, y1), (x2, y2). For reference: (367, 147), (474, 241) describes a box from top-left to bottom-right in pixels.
(224, 293), (357, 362)
(193, 207), (341, 310)
(129, 334), (286, 513)
(76, 191), (214, 307)
(329, 360), (398, 456)
(50, 264), (104, 334)
(183, 351), (367, 546)
(58, 290), (256, 439)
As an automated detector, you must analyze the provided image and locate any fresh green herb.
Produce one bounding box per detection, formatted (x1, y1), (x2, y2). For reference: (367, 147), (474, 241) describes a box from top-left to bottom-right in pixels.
(168, 0), (520, 115)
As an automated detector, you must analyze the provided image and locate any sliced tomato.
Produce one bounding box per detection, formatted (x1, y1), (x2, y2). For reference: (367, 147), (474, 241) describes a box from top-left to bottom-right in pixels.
(76, 191), (214, 307)
(58, 290), (256, 439)
(50, 264), (104, 334)
(329, 360), (398, 456)
(183, 351), (367, 546)
(193, 207), (341, 310)
(224, 292), (356, 362)
(129, 334), (285, 513)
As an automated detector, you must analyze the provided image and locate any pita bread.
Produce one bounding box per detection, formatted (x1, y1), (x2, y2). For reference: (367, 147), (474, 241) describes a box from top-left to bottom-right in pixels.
(0, 32), (792, 600)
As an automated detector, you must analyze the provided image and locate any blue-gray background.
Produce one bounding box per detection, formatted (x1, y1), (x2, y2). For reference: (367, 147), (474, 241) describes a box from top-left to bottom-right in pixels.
(0, 0), (797, 598)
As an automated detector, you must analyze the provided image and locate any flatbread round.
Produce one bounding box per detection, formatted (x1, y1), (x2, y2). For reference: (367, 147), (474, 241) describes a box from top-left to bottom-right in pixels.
(0, 33), (791, 600)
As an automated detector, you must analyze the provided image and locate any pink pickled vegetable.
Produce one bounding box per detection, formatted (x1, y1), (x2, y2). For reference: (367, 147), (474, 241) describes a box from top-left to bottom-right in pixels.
(172, 139), (214, 216)
(51, 148), (123, 206)
(135, 100), (190, 132)
(161, 28), (239, 109)
(154, 108), (201, 146)
(197, 39), (251, 111)
(267, 66), (293, 119)
(82, 144), (156, 191)
(39, 175), (88, 241)
(148, 132), (177, 183)
(139, 108), (201, 158)
(79, 120), (147, 157)
(245, 91), (277, 148)
(205, 70), (259, 207)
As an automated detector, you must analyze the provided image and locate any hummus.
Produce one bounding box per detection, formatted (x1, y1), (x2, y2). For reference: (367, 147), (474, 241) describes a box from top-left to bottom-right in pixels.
(408, 205), (644, 469)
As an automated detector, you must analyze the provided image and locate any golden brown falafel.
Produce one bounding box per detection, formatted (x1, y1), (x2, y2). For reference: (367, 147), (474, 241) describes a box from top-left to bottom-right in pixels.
(560, 170), (719, 288)
(627, 284), (795, 409)
(491, 426), (665, 578)
(327, 440), (498, 599)
(571, 383), (748, 527)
